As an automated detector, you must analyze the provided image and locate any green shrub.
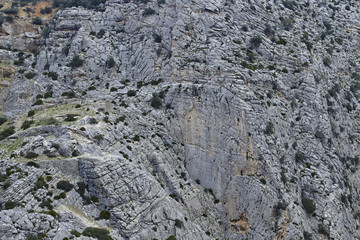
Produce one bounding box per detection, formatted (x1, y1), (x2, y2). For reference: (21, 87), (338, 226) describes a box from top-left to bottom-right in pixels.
(166, 236), (176, 240)
(53, 0), (105, 9)
(41, 7), (52, 14)
(94, 134), (104, 142)
(62, 44), (70, 56)
(57, 180), (73, 192)
(106, 56), (115, 68)
(25, 152), (38, 159)
(26, 161), (40, 168)
(280, 17), (294, 31)
(97, 29), (105, 38)
(175, 219), (183, 228)
(39, 199), (53, 210)
(35, 177), (48, 189)
(0, 116), (7, 126)
(91, 196), (98, 202)
(260, 178), (266, 184)
(264, 121), (274, 135)
(64, 114), (77, 122)
(0, 126), (15, 140)
(295, 151), (306, 163)
(143, 7), (155, 16)
(68, 55), (84, 68)
(150, 79), (163, 85)
(82, 227), (113, 240)
(4, 200), (17, 210)
(24, 72), (36, 79)
(250, 35), (262, 48)
(21, 120), (34, 130)
(37, 117), (58, 126)
(77, 182), (86, 195)
(273, 201), (287, 218)
(323, 57), (332, 67)
(71, 230), (81, 237)
(4, 8), (18, 14)
(32, 17), (42, 25)
(150, 95), (162, 109)
(318, 224), (329, 237)
(48, 72), (58, 80)
(42, 27), (51, 38)
(127, 90), (137, 97)
(153, 33), (162, 43)
(303, 231), (313, 240)
(110, 87), (117, 92)
(34, 99), (43, 105)
(27, 110), (35, 117)
(26, 234), (47, 240)
(54, 192), (66, 199)
(302, 197), (316, 214)
(99, 210), (111, 219)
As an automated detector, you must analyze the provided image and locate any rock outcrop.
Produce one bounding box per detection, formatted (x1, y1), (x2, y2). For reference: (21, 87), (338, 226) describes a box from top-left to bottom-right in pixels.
(0, 0), (359, 239)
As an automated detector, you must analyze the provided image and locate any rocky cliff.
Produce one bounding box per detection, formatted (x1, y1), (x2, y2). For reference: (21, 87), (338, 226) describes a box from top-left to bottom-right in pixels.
(0, 0), (359, 239)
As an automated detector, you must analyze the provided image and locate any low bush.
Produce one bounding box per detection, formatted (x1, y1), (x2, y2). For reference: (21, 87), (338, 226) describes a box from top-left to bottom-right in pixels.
(4, 200), (17, 210)
(32, 17), (42, 25)
(48, 72), (58, 80)
(127, 90), (136, 96)
(26, 161), (40, 168)
(250, 35), (262, 48)
(99, 210), (111, 219)
(21, 120), (34, 130)
(64, 114), (77, 122)
(0, 126), (15, 140)
(24, 72), (36, 79)
(0, 116), (7, 125)
(150, 95), (162, 109)
(56, 180), (73, 192)
(68, 55), (83, 68)
(28, 110), (35, 117)
(82, 227), (113, 240)
(143, 7), (155, 16)
(25, 152), (39, 159)
(302, 197), (316, 214)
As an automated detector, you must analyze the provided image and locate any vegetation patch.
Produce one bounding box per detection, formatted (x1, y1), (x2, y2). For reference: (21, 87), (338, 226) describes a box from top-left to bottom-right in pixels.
(82, 227), (113, 240)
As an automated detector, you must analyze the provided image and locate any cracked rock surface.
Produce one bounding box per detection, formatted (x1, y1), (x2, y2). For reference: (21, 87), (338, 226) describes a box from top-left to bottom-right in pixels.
(0, 0), (359, 239)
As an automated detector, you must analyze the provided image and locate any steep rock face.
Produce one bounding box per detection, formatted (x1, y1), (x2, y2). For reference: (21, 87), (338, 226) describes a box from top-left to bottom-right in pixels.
(0, 0), (359, 239)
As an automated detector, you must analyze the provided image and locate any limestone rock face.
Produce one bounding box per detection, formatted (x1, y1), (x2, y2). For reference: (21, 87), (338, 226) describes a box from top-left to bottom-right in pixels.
(0, 0), (359, 239)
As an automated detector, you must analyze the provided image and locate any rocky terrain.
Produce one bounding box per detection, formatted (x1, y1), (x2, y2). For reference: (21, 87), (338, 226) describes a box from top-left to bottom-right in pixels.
(0, 0), (359, 239)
